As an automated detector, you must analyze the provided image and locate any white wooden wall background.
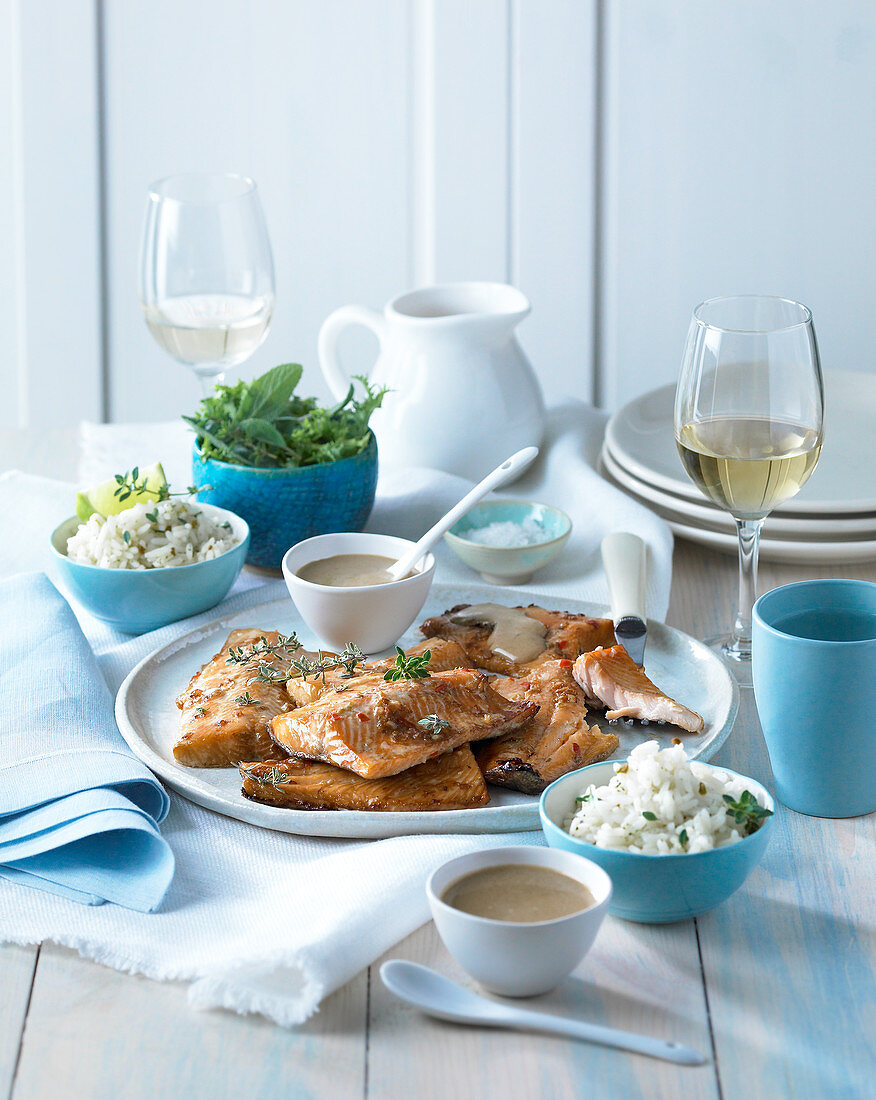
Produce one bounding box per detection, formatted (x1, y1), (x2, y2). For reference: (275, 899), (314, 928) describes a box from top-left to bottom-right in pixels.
(1, 0), (874, 429)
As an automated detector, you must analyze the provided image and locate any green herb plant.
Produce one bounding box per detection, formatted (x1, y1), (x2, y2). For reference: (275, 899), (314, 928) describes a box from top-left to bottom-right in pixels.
(417, 714), (450, 735)
(383, 648), (432, 682)
(183, 363), (387, 469)
(723, 790), (773, 835)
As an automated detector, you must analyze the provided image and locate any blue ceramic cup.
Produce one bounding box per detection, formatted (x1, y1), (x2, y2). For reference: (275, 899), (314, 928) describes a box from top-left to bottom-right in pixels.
(752, 579), (876, 818)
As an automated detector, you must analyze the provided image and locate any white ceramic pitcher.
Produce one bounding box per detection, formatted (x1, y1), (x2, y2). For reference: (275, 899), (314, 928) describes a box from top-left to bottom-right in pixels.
(318, 282), (545, 479)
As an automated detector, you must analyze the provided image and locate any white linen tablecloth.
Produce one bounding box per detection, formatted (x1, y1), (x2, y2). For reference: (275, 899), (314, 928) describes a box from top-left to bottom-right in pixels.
(0, 402), (673, 1026)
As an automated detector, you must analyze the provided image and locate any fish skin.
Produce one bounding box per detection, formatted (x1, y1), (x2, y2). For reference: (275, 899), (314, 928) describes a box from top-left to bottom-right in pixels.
(174, 629), (301, 767)
(477, 659), (619, 793)
(572, 644), (705, 733)
(271, 667), (539, 779)
(420, 604), (617, 674)
(286, 638), (471, 708)
(239, 746), (490, 811)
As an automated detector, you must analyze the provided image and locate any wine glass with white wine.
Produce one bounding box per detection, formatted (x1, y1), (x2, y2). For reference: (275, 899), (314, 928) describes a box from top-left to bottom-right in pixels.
(139, 173), (274, 395)
(674, 295), (824, 681)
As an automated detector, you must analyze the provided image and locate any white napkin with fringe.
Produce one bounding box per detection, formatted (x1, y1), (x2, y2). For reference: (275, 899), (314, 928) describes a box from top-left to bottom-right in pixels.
(0, 403), (673, 1026)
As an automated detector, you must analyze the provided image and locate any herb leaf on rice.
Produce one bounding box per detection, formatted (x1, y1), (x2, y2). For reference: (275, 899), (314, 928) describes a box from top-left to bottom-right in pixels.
(183, 363), (387, 469)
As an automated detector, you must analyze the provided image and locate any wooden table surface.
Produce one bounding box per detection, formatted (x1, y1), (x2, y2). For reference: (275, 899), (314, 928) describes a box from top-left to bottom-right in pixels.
(1, 431), (873, 1100)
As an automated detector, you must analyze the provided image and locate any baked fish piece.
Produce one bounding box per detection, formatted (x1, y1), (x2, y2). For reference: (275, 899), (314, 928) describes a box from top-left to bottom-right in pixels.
(572, 645), (705, 733)
(420, 603), (617, 674)
(271, 667), (539, 779)
(174, 628), (302, 767)
(477, 659), (619, 794)
(286, 638), (471, 708)
(239, 745), (489, 811)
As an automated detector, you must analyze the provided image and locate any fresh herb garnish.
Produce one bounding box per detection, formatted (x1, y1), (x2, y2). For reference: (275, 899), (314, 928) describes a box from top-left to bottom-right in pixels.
(193, 705), (206, 717)
(723, 790), (773, 835)
(145, 509), (159, 523)
(642, 811), (658, 821)
(575, 791), (594, 803)
(417, 714), (450, 735)
(383, 647), (432, 682)
(122, 530), (131, 544)
(240, 763), (288, 788)
(289, 643), (368, 684)
(234, 692), (261, 708)
(183, 363), (387, 469)
(678, 828), (688, 847)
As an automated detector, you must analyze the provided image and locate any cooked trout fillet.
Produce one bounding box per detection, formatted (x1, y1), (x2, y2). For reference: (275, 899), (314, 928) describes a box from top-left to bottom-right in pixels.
(271, 667), (539, 778)
(572, 645), (705, 733)
(174, 629), (301, 767)
(286, 638), (471, 708)
(420, 604), (617, 674)
(477, 660), (619, 794)
(239, 746), (489, 811)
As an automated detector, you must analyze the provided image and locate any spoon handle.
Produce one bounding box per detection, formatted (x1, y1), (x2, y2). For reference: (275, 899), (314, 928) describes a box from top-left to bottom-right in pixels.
(388, 446), (539, 579)
(508, 1007), (707, 1065)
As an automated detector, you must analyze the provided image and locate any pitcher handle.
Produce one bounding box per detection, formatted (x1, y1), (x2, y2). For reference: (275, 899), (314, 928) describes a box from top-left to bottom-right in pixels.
(318, 305), (388, 401)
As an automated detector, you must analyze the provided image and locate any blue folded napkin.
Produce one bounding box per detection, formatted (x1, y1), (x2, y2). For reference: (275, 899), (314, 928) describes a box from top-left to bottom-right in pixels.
(0, 573), (174, 911)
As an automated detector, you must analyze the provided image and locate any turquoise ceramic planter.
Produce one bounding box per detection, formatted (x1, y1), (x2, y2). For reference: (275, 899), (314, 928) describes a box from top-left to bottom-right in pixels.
(49, 505), (249, 634)
(540, 761), (775, 923)
(192, 431), (378, 569)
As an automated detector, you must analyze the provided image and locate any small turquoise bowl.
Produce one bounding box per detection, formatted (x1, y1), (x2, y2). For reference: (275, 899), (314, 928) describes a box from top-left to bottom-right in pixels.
(50, 503), (249, 634)
(192, 432), (378, 570)
(444, 498), (572, 585)
(539, 760), (775, 923)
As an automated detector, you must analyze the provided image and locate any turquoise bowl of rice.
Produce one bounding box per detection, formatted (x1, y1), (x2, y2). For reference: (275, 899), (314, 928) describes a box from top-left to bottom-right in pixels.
(50, 500), (249, 634)
(539, 742), (776, 923)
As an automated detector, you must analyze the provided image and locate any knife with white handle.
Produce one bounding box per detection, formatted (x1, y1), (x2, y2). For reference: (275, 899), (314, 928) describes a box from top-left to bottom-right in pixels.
(601, 532), (648, 666)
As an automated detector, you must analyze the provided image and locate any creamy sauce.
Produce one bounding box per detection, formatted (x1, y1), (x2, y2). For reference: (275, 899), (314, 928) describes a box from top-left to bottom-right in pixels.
(442, 865), (596, 922)
(297, 554), (403, 587)
(450, 602), (547, 663)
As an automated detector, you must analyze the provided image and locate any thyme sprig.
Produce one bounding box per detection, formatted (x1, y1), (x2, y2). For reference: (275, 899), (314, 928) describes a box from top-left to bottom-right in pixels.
(227, 633), (301, 665)
(417, 714), (450, 735)
(234, 692), (261, 708)
(723, 790), (773, 835)
(112, 466), (204, 504)
(240, 764), (289, 788)
(383, 647), (432, 681)
(288, 643), (368, 684)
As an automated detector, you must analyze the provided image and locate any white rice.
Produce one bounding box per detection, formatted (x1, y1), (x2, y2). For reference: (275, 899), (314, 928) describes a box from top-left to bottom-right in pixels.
(66, 500), (238, 570)
(565, 740), (757, 854)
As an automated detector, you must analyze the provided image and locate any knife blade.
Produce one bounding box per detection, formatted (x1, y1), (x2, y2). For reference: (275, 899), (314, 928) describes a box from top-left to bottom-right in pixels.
(601, 532), (648, 667)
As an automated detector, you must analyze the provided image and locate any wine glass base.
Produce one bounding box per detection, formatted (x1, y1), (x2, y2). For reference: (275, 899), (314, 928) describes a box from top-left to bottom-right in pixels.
(704, 633), (753, 688)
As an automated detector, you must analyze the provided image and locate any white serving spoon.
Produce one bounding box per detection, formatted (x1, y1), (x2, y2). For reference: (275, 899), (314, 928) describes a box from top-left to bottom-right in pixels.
(386, 446), (539, 580)
(379, 960), (707, 1066)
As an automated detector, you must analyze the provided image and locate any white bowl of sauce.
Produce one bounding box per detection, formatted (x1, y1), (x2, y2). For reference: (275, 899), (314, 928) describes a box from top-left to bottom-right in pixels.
(427, 846), (612, 997)
(282, 532), (436, 653)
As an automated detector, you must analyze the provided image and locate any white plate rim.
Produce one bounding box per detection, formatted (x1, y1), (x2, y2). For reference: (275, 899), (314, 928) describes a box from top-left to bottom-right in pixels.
(605, 369), (876, 516)
(601, 444), (876, 539)
(115, 585), (739, 839)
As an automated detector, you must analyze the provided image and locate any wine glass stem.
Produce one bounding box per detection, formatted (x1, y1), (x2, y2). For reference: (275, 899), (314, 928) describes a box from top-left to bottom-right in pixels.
(726, 516), (765, 662)
(197, 370), (224, 398)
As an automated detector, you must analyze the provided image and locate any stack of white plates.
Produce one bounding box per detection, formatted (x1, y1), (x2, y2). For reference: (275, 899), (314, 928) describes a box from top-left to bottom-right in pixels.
(600, 369), (876, 564)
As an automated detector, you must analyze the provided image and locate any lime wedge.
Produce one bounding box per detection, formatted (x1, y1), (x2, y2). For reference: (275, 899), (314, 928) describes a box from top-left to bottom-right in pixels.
(76, 462), (168, 521)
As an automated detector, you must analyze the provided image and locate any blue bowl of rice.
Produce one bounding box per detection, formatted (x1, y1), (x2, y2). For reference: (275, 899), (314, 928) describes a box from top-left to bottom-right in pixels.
(539, 743), (776, 923)
(444, 498), (572, 585)
(49, 500), (249, 634)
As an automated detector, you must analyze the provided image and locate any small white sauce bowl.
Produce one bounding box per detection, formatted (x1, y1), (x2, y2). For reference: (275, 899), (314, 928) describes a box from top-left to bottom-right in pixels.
(282, 532), (436, 654)
(427, 846), (612, 997)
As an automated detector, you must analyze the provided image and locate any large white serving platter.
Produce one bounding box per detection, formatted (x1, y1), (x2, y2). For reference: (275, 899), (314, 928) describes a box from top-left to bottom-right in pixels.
(115, 584), (739, 839)
(605, 369), (876, 516)
(601, 443), (876, 540)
